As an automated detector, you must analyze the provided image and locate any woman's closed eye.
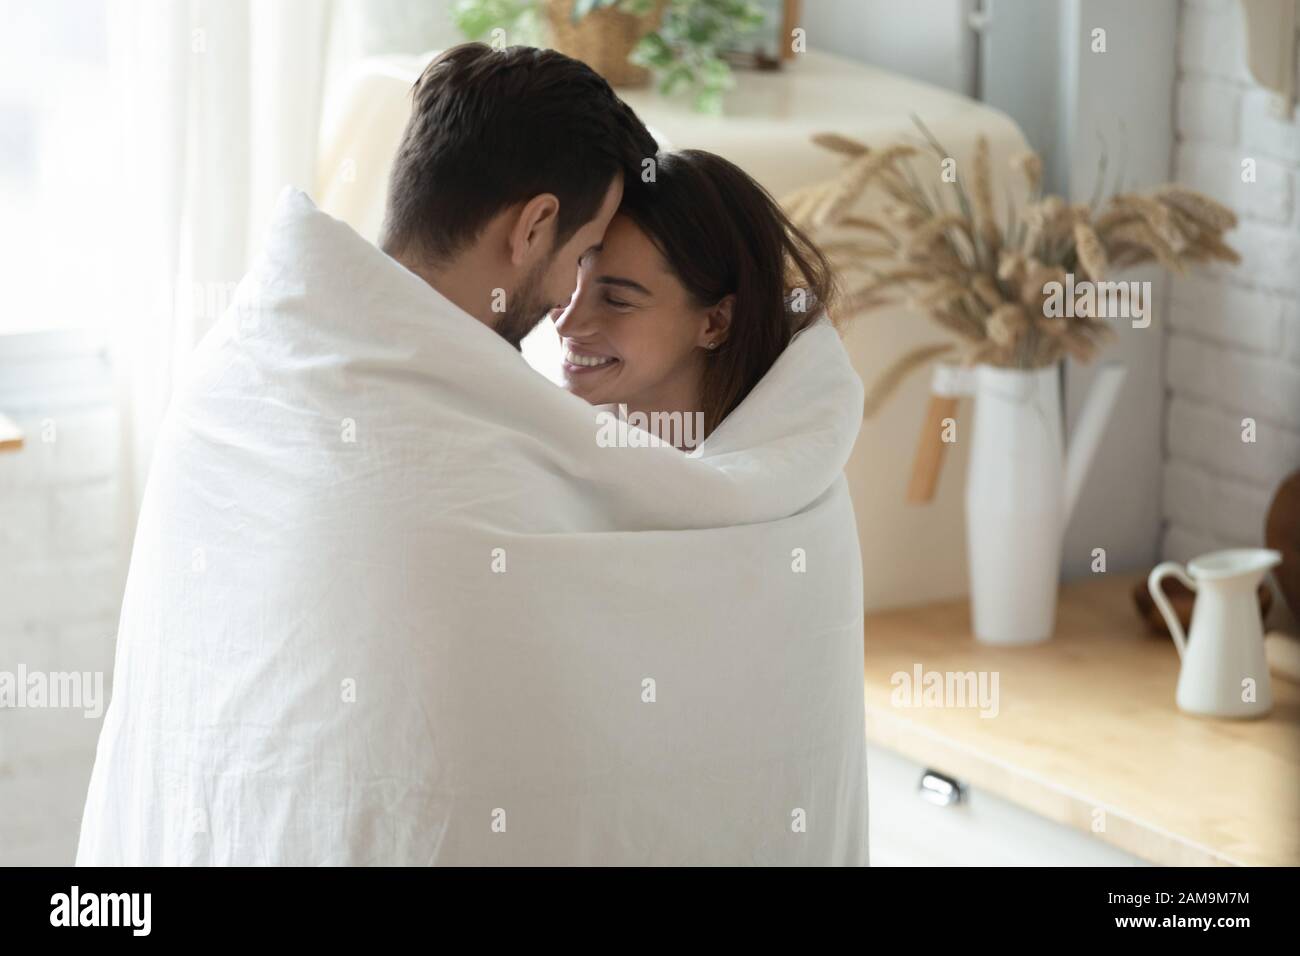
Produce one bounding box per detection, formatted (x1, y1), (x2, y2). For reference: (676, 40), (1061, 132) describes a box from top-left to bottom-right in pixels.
(596, 275), (652, 312)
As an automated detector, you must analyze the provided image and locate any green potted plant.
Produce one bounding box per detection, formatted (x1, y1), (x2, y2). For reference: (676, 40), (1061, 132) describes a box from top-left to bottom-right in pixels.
(452, 0), (767, 113)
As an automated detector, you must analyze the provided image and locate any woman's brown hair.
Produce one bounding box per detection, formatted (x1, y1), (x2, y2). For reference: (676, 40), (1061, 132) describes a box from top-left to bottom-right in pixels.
(618, 149), (835, 435)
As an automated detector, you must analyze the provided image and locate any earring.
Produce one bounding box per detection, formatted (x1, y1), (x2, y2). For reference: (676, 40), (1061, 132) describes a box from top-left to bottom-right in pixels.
(707, 341), (718, 350)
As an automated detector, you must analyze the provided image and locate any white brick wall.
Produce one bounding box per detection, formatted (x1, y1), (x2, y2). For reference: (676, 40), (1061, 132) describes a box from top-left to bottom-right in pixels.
(1163, 0), (1300, 572)
(0, 330), (124, 865)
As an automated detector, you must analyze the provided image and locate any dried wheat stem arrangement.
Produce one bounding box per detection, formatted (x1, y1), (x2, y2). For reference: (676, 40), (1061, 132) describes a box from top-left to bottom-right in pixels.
(782, 119), (1240, 415)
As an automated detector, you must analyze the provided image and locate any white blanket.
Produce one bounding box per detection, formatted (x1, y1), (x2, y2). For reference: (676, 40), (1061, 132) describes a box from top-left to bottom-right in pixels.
(77, 188), (869, 865)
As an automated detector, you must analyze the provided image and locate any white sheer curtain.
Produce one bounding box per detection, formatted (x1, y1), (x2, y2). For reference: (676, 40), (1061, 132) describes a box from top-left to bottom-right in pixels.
(106, 0), (333, 517)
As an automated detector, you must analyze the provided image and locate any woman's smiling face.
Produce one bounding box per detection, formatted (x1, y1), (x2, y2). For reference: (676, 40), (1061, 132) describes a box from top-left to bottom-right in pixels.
(552, 213), (718, 413)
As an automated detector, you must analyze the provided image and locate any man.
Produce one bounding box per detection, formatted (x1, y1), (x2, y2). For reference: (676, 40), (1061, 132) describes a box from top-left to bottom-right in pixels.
(380, 43), (657, 346)
(76, 44), (663, 865)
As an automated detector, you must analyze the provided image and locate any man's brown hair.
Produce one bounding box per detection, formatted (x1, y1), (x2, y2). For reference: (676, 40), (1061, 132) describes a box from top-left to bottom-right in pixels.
(380, 43), (657, 263)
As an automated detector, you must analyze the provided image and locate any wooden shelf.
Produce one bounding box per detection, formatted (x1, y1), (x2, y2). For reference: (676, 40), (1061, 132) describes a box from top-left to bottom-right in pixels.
(0, 412), (22, 452)
(863, 573), (1300, 866)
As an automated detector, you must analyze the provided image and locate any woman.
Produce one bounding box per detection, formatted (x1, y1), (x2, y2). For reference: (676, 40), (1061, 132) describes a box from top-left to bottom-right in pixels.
(552, 149), (834, 449)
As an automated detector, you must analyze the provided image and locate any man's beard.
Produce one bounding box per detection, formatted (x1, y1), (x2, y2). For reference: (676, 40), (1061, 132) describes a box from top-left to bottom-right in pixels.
(494, 259), (554, 350)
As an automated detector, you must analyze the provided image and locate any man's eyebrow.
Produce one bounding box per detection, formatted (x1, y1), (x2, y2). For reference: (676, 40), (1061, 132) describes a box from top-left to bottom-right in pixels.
(596, 276), (652, 296)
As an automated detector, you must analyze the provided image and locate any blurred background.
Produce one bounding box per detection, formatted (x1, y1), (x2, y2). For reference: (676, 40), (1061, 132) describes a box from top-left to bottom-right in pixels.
(1, 0), (1298, 866)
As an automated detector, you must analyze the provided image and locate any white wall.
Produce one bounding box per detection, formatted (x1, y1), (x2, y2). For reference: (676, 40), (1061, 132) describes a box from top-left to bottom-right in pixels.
(982, 0), (1179, 580)
(979, 0), (1068, 192)
(982, 0), (1300, 584)
(1060, 0), (1178, 580)
(0, 331), (123, 865)
(800, 0), (978, 95)
(1162, 0), (1300, 566)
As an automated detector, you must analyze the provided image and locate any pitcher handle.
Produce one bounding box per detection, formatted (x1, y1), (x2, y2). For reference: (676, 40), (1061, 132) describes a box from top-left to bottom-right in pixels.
(1148, 562), (1196, 659)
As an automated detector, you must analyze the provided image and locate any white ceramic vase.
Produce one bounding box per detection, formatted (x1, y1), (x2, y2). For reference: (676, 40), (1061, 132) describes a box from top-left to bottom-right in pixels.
(955, 362), (1126, 645)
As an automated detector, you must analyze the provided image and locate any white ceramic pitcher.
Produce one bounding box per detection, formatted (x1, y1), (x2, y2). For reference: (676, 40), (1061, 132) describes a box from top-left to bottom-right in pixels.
(946, 361), (1126, 645)
(1147, 549), (1281, 719)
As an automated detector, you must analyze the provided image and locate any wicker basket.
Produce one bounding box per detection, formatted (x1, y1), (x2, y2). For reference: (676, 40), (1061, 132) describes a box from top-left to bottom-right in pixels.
(543, 0), (665, 88)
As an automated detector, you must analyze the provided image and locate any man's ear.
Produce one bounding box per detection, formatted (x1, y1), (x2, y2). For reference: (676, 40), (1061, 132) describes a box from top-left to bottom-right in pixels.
(508, 194), (560, 266)
(700, 294), (735, 348)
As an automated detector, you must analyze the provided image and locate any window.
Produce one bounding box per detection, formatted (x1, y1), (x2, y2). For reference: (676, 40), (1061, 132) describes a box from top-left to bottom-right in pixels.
(0, 0), (115, 335)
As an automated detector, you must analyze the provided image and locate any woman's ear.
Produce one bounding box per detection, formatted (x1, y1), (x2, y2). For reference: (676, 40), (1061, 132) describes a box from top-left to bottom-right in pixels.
(508, 194), (560, 266)
(700, 294), (735, 349)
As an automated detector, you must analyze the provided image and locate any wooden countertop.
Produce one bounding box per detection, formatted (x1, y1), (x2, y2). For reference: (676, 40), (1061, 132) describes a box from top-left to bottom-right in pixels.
(863, 574), (1300, 866)
(0, 412), (22, 452)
